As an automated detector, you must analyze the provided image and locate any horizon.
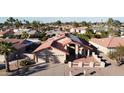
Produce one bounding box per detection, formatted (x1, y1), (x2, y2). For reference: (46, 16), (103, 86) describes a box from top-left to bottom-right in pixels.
(0, 17), (124, 23)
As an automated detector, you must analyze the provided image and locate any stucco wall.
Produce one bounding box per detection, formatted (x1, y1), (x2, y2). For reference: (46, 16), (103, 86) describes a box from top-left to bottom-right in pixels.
(89, 41), (109, 55)
(0, 55), (5, 63)
(37, 48), (66, 63)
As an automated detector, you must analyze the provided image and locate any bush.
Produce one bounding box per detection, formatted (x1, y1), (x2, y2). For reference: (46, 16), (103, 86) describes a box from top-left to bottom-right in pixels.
(20, 60), (29, 66)
(76, 34), (89, 41)
(100, 31), (109, 38)
(39, 32), (48, 41)
(108, 52), (116, 60)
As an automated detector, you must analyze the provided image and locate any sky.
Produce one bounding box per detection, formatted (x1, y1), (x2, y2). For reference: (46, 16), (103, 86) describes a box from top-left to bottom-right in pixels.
(0, 17), (124, 23)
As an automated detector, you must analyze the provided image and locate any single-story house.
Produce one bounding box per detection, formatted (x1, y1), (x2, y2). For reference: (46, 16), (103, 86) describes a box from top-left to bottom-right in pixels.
(46, 30), (64, 37)
(0, 29), (14, 37)
(90, 37), (124, 55)
(33, 33), (97, 64)
(70, 27), (87, 34)
(14, 29), (40, 38)
(0, 38), (40, 63)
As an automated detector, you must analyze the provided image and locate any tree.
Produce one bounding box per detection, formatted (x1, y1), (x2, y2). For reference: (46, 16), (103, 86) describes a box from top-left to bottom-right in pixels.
(31, 21), (41, 30)
(108, 45), (124, 65)
(0, 42), (15, 72)
(108, 28), (114, 37)
(73, 22), (79, 27)
(81, 21), (88, 26)
(15, 19), (22, 28)
(39, 32), (47, 41)
(114, 30), (121, 37)
(0, 23), (4, 29)
(113, 20), (121, 27)
(107, 18), (114, 26)
(76, 34), (89, 41)
(85, 28), (94, 39)
(24, 20), (29, 24)
(55, 20), (62, 26)
(6, 17), (16, 26)
(21, 31), (30, 39)
(100, 31), (109, 38)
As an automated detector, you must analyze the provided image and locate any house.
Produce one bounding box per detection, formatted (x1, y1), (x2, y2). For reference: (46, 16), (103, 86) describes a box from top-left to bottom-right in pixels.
(46, 30), (65, 37)
(33, 33), (98, 64)
(90, 37), (124, 55)
(0, 29), (14, 37)
(0, 38), (40, 63)
(119, 27), (124, 37)
(70, 27), (87, 34)
(14, 29), (40, 38)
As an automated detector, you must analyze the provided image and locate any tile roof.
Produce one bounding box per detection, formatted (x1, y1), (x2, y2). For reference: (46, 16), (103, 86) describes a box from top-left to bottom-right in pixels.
(90, 37), (124, 48)
(0, 31), (4, 35)
(33, 33), (94, 53)
(33, 34), (65, 53)
(0, 39), (31, 50)
(0, 38), (23, 44)
(0, 29), (14, 35)
(14, 29), (39, 35)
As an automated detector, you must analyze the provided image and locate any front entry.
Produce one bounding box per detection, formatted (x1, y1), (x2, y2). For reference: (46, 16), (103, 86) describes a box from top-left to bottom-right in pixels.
(66, 44), (76, 62)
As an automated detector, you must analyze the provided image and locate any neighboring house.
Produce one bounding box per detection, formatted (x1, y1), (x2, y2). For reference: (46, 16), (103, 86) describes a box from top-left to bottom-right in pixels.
(0, 38), (39, 63)
(0, 29), (14, 37)
(70, 27), (87, 34)
(90, 37), (124, 55)
(92, 25), (108, 33)
(119, 27), (124, 37)
(46, 30), (65, 36)
(61, 25), (73, 31)
(33, 33), (97, 64)
(14, 29), (40, 37)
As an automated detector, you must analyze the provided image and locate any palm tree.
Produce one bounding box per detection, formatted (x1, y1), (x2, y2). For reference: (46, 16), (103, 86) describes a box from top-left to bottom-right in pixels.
(21, 31), (30, 39)
(55, 20), (62, 26)
(6, 17), (16, 27)
(23, 20), (31, 28)
(15, 19), (22, 28)
(0, 42), (15, 72)
(31, 21), (41, 30)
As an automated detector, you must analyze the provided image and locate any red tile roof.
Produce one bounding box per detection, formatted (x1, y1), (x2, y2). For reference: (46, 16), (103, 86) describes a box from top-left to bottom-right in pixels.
(58, 37), (72, 46)
(33, 33), (94, 53)
(0, 31), (4, 35)
(0, 29), (14, 35)
(91, 37), (124, 48)
(0, 39), (29, 50)
(0, 38), (23, 44)
(33, 34), (65, 53)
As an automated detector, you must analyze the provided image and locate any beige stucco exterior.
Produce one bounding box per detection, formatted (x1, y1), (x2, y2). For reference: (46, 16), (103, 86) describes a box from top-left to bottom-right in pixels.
(36, 47), (66, 63)
(0, 55), (5, 63)
(89, 41), (109, 55)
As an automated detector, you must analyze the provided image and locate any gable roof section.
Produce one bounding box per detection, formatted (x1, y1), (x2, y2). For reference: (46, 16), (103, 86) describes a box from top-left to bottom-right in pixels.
(33, 34), (65, 53)
(51, 41), (69, 54)
(0, 39), (31, 50)
(33, 33), (94, 53)
(91, 37), (124, 48)
(0, 29), (14, 35)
